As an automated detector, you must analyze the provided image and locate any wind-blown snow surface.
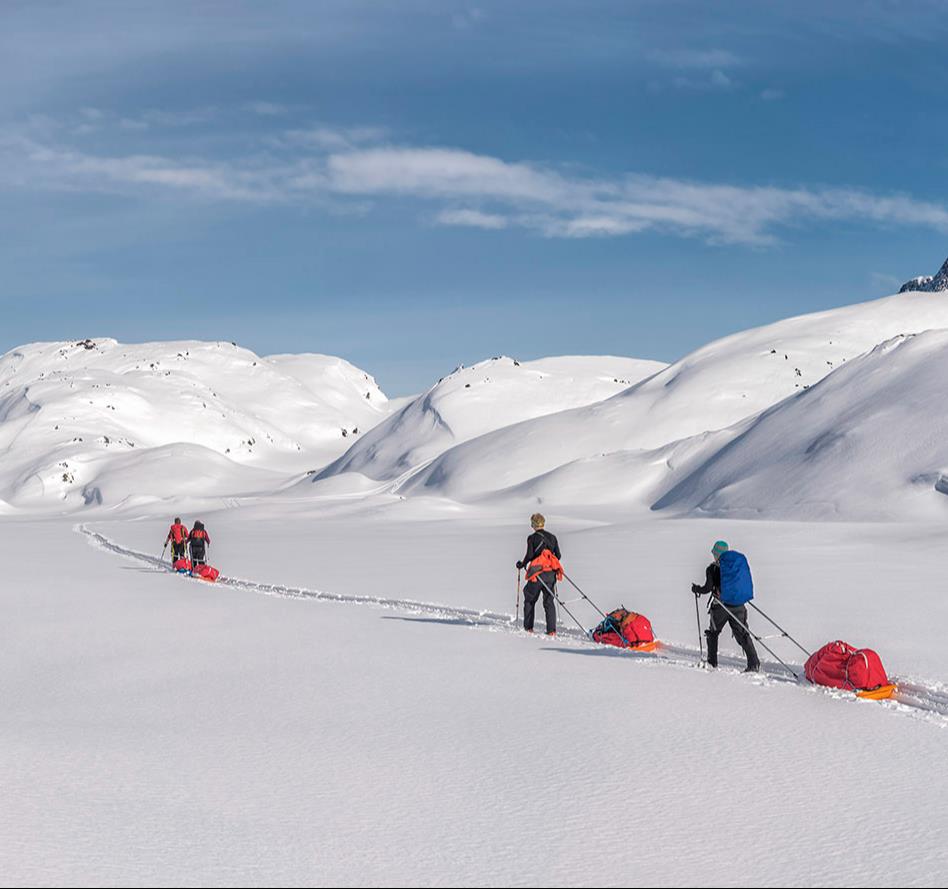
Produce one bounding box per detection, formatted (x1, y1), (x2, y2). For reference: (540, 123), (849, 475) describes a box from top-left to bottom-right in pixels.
(0, 339), (391, 511)
(372, 291), (948, 513)
(4, 510), (948, 887)
(314, 355), (666, 487)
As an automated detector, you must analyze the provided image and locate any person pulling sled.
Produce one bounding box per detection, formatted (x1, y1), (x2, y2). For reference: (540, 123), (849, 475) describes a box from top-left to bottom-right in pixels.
(692, 540), (760, 673)
(165, 517), (189, 561)
(188, 520), (211, 567)
(516, 513), (562, 636)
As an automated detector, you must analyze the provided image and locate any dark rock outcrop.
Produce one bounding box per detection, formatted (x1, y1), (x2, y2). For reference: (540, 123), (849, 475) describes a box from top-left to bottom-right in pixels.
(900, 257), (948, 293)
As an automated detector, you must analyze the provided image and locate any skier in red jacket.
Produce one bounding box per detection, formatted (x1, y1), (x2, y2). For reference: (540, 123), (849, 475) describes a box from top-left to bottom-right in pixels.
(165, 517), (189, 561)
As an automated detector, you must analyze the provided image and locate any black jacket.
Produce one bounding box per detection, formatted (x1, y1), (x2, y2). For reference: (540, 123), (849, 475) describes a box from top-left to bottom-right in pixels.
(693, 562), (720, 597)
(522, 529), (561, 566)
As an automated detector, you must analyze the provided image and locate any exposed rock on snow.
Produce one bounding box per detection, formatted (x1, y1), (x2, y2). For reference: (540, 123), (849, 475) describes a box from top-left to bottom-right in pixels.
(899, 255), (948, 292)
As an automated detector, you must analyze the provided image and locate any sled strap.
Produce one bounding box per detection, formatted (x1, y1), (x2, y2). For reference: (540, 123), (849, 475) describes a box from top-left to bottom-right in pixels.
(714, 599), (800, 680)
(747, 602), (812, 657)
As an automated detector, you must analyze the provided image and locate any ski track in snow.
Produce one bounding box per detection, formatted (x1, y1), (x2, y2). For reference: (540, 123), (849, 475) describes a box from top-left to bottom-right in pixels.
(79, 524), (948, 727)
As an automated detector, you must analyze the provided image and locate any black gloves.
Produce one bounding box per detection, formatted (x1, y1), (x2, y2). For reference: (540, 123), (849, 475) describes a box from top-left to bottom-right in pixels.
(691, 583), (702, 595)
(516, 560), (524, 570)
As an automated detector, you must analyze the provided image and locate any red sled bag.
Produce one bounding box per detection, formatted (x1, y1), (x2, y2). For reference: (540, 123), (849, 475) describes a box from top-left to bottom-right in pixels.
(592, 609), (655, 649)
(805, 640), (889, 692)
(173, 557), (192, 573)
(845, 648), (888, 691)
(192, 564), (220, 582)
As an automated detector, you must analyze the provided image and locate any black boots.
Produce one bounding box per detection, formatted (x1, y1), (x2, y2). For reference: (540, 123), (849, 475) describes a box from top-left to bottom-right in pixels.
(705, 627), (760, 672)
(705, 629), (718, 668)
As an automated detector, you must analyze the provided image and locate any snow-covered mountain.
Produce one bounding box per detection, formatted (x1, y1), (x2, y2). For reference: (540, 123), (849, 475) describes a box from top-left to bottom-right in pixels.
(9, 285), (948, 520)
(899, 255), (948, 292)
(653, 329), (948, 519)
(385, 290), (948, 513)
(313, 355), (666, 485)
(0, 339), (391, 510)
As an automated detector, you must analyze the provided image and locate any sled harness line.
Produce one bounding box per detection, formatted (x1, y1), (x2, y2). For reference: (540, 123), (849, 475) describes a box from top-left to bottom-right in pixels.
(711, 597), (800, 680)
(562, 572), (610, 620)
(747, 602), (813, 658)
(535, 574), (590, 638)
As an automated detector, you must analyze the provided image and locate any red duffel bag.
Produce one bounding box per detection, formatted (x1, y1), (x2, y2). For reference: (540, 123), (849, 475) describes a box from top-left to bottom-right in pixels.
(804, 640), (889, 692)
(592, 609), (657, 650)
(173, 557), (192, 573)
(192, 564), (220, 582)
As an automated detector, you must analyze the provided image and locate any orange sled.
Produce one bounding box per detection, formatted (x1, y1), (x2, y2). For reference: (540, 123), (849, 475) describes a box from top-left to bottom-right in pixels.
(855, 683), (897, 700)
(626, 640), (662, 653)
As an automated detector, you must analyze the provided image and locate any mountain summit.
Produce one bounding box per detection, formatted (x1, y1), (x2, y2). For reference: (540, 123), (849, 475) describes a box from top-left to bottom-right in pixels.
(899, 255), (948, 292)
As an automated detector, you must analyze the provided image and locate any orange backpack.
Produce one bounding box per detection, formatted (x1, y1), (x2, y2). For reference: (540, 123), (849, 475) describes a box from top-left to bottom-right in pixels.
(525, 548), (564, 582)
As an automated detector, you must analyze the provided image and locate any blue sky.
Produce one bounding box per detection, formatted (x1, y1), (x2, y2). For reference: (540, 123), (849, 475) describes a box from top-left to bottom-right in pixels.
(3, 0), (948, 393)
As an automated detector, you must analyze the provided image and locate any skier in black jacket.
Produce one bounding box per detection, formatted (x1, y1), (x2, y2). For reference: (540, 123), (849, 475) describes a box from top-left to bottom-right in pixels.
(188, 520), (211, 566)
(515, 513), (560, 635)
(692, 540), (759, 672)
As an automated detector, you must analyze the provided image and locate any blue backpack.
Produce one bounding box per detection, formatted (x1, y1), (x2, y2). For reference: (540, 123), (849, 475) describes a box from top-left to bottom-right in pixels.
(719, 550), (753, 606)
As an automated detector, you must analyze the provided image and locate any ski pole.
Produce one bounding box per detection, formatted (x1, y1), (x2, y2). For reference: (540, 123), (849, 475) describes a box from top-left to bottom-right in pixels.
(747, 602), (812, 658)
(536, 574), (589, 638)
(694, 593), (705, 662)
(515, 568), (521, 624)
(713, 599), (799, 680)
(159, 540), (168, 562)
(562, 572), (609, 619)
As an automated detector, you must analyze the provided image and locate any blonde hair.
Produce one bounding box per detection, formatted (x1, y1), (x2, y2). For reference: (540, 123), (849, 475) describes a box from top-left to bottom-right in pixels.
(530, 513), (545, 529)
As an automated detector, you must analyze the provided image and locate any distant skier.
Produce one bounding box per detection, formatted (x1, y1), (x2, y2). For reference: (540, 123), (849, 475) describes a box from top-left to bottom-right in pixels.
(165, 517), (189, 561)
(516, 513), (561, 636)
(692, 540), (760, 673)
(188, 520), (211, 567)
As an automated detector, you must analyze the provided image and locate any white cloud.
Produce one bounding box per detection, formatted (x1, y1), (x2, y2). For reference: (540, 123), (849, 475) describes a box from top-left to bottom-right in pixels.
(670, 69), (738, 91)
(280, 125), (388, 151)
(326, 148), (577, 204)
(437, 208), (508, 229)
(322, 147), (948, 244)
(4, 121), (948, 247)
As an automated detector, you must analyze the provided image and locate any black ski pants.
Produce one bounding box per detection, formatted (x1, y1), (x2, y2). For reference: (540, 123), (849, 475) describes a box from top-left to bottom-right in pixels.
(523, 572), (557, 634)
(171, 540), (186, 559)
(706, 601), (760, 670)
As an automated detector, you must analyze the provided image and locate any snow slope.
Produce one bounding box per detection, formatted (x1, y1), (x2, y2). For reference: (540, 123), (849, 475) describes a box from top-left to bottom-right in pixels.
(654, 330), (948, 519)
(313, 355), (666, 487)
(393, 290), (948, 507)
(5, 512), (948, 886)
(0, 339), (391, 511)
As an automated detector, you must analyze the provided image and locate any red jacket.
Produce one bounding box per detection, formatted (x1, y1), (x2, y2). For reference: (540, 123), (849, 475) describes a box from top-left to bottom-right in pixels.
(166, 522), (188, 544)
(188, 527), (210, 546)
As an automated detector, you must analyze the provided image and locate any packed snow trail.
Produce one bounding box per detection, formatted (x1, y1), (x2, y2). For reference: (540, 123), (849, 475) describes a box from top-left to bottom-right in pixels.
(80, 525), (948, 724)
